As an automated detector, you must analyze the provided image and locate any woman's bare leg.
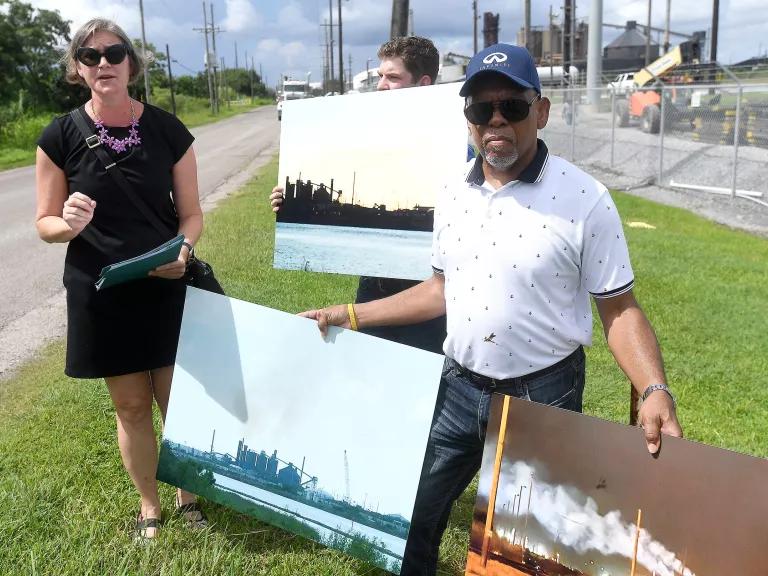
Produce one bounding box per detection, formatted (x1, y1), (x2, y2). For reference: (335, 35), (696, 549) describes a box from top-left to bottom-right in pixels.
(105, 371), (161, 536)
(151, 365), (199, 509)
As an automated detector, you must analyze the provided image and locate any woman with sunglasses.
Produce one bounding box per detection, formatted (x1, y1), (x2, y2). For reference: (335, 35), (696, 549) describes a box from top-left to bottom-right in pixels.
(35, 18), (206, 541)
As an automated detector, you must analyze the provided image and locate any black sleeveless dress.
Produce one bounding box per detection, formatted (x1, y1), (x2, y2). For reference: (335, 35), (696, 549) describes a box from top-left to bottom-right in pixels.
(37, 103), (195, 378)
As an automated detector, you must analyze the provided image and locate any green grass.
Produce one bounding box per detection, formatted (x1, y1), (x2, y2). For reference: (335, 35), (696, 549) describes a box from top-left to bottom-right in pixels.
(0, 92), (273, 171)
(0, 112), (52, 170)
(151, 88), (273, 129)
(1, 158), (766, 575)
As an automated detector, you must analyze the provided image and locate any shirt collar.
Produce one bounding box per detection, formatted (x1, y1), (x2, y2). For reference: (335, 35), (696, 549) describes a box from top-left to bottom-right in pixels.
(466, 139), (550, 186)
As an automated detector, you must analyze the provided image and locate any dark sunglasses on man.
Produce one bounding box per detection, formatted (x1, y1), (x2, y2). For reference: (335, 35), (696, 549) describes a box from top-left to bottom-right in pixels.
(464, 94), (540, 125)
(76, 43), (129, 67)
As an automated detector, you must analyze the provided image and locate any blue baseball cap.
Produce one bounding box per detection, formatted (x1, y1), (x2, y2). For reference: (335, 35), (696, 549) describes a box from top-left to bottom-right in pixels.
(460, 43), (541, 97)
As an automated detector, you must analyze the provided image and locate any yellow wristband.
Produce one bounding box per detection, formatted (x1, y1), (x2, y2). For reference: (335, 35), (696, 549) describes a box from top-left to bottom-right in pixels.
(347, 303), (358, 331)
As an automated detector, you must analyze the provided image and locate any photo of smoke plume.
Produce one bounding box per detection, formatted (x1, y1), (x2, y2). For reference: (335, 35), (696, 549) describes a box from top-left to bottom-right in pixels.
(466, 395), (768, 576)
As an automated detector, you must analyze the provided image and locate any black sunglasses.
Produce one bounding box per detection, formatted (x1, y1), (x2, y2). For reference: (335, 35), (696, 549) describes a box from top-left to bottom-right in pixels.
(464, 94), (540, 125)
(76, 43), (128, 67)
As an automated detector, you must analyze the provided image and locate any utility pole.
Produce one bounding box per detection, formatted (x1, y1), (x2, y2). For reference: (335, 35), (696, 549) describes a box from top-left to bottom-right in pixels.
(322, 19), (329, 89)
(234, 41), (238, 69)
(209, 3), (220, 113)
(329, 0), (335, 89)
(221, 57), (229, 108)
(472, 0), (478, 54)
(390, 0), (409, 38)
(663, 0), (671, 52)
(710, 0), (719, 63)
(165, 44), (176, 115)
(196, 2), (215, 114)
(138, 0), (151, 104)
(249, 54), (254, 101)
(338, 0), (344, 94)
(645, 0), (653, 66)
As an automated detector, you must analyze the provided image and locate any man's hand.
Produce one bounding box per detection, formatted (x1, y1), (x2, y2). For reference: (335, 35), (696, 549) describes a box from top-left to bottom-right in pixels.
(270, 186), (284, 212)
(62, 192), (96, 236)
(637, 390), (682, 455)
(300, 304), (351, 337)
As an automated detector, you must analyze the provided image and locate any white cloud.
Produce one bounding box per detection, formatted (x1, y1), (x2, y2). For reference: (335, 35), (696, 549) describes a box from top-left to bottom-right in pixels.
(276, 1), (315, 35)
(221, 0), (262, 33)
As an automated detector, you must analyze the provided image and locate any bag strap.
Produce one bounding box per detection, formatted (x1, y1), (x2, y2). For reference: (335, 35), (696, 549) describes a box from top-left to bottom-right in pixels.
(69, 107), (171, 241)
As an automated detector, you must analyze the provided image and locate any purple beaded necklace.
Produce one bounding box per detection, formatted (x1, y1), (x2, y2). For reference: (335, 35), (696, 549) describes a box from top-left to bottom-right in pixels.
(91, 99), (142, 153)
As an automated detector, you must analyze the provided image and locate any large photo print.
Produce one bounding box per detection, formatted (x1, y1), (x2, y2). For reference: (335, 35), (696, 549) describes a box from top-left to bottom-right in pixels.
(274, 83), (468, 280)
(466, 395), (768, 576)
(158, 288), (444, 574)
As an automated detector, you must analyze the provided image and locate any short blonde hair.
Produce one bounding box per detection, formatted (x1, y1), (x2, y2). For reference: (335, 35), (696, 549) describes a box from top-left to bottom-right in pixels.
(63, 18), (149, 86)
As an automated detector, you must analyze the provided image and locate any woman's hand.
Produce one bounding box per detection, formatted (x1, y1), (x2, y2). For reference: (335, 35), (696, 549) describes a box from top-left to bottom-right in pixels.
(62, 192), (96, 236)
(149, 245), (190, 280)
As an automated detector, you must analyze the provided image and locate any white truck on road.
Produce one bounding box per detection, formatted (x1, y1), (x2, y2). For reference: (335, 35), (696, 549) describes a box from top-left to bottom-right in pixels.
(277, 79), (309, 120)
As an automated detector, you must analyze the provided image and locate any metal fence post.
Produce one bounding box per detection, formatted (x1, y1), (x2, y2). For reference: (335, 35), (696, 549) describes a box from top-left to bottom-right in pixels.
(658, 86), (666, 186)
(570, 88), (576, 161)
(610, 87), (616, 169)
(731, 86), (742, 198)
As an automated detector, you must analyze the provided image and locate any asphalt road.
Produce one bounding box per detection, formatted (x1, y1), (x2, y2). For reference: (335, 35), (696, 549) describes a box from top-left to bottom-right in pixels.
(0, 105), (279, 379)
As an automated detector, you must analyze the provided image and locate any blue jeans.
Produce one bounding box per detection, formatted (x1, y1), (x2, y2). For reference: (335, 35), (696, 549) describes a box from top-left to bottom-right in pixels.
(400, 348), (585, 576)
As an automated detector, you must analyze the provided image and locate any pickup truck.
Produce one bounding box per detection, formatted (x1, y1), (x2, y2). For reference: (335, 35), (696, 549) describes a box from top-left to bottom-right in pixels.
(607, 73), (635, 94)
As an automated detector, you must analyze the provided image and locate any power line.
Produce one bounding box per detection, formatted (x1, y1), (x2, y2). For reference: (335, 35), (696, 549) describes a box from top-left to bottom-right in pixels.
(171, 58), (196, 74)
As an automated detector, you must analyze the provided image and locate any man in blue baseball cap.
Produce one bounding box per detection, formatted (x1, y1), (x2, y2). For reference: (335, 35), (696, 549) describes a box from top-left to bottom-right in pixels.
(303, 43), (682, 575)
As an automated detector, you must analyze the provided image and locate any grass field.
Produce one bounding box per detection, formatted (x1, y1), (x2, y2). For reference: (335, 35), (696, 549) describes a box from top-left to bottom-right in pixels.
(0, 158), (766, 575)
(0, 90), (271, 172)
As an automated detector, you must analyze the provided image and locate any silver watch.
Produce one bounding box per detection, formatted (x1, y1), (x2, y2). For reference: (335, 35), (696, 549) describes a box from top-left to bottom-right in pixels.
(641, 383), (676, 407)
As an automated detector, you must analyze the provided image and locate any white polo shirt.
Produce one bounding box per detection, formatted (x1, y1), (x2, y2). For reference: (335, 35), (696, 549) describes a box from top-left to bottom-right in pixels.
(431, 140), (634, 379)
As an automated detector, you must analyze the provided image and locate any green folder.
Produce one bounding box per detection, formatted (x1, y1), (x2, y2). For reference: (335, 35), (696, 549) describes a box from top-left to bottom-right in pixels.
(95, 234), (185, 291)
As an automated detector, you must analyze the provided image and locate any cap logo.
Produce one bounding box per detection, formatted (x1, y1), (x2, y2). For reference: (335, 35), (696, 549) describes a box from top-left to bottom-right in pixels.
(483, 52), (508, 64)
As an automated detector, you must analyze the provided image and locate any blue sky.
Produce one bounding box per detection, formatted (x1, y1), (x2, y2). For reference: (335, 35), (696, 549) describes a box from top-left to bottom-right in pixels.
(25, 0), (767, 91)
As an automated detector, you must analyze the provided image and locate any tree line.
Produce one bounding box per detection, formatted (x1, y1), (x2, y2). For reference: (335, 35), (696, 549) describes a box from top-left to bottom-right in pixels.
(0, 0), (268, 118)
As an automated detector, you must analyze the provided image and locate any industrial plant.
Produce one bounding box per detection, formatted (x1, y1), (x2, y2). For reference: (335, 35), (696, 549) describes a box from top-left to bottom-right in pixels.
(276, 176), (434, 232)
(160, 431), (411, 540)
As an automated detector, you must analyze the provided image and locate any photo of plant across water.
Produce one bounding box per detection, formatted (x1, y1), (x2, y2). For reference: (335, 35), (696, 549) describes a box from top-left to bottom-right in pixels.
(275, 84), (468, 279)
(158, 288), (444, 574)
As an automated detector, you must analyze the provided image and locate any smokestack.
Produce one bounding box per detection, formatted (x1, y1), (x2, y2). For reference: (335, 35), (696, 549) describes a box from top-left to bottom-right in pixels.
(483, 12), (499, 48)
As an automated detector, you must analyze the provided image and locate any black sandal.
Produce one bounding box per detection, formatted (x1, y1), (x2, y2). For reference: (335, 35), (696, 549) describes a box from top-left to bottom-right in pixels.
(175, 498), (208, 529)
(134, 512), (161, 543)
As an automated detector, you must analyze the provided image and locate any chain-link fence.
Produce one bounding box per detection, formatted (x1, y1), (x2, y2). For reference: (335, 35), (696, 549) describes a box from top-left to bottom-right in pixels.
(540, 83), (768, 205)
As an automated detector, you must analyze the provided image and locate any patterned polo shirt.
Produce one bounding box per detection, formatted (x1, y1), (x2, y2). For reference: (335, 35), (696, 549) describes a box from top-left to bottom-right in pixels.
(431, 139), (634, 379)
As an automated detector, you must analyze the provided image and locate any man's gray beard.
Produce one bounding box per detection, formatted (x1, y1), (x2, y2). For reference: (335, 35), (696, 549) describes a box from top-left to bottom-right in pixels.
(482, 148), (519, 170)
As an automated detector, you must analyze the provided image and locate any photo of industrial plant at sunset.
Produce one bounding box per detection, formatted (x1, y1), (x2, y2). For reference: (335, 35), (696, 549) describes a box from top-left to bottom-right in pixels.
(465, 396), (768, 576)
(276, 175), (435, 232)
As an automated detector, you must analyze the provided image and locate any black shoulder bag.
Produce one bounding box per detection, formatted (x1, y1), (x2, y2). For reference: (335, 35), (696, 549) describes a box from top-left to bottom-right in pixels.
(70, 107), (224, 295)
